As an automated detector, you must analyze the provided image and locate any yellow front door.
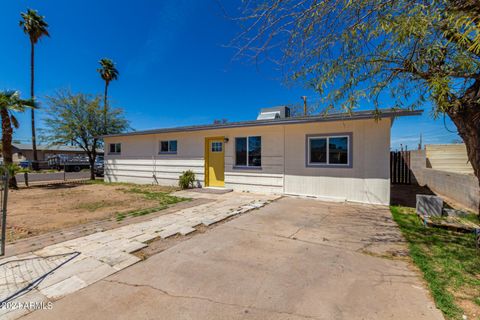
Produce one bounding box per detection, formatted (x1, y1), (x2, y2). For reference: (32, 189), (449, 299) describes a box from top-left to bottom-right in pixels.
(206, 137), (225, 187)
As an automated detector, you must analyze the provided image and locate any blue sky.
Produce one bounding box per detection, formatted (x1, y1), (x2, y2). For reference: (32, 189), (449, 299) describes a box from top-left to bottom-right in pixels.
(0, 0), (461, 150)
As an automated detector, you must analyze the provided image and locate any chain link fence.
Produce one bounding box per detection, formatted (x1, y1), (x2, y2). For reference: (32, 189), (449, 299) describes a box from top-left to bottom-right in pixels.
(16, 171), (91, 187)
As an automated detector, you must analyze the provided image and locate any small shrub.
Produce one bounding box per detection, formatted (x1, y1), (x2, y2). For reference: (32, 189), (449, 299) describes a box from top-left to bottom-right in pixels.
(179, 170), (196, 189)
(0, 163), (22, 176)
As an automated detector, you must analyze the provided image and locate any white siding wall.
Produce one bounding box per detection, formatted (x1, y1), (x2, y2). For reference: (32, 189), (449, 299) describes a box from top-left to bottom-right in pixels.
(105, 126), (284, 193)
(105, 118), (391, 205)
(283, 119), (391, 204)
(105, 158), (205, 185)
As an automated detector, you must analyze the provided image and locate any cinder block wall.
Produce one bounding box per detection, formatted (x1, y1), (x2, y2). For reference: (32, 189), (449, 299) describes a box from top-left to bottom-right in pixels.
(409, 150), (426, 185)
(410, 149), (479, 212)
(426, 144), (473, 174)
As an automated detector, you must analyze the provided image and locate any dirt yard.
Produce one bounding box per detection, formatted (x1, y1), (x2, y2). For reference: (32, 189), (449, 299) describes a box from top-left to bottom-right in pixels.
(6, 182), (181, 242)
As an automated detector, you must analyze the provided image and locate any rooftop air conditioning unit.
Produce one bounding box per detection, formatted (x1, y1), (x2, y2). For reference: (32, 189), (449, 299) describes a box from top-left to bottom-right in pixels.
(256, 106), (290, 120)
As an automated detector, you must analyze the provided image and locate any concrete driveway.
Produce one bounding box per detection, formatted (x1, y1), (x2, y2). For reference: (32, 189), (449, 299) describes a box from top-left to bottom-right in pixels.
(23, 197), (443, 320)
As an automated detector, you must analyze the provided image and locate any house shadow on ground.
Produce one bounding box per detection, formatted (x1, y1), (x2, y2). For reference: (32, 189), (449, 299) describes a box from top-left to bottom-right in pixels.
(390, 183), (436, 208)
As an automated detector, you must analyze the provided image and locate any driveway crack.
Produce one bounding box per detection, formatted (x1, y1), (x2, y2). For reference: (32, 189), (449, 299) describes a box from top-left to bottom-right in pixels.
(288, 227), (302, 239)
(223, 225), (394, 261)
(102, 279), (323, 320)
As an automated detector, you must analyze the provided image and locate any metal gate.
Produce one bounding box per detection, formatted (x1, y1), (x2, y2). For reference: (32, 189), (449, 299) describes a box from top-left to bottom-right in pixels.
(390, 150), (411, 184)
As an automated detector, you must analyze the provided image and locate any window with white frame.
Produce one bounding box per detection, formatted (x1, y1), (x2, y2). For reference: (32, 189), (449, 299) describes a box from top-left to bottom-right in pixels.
(159, 140), (177, 154)
(307, 135), (350, 166)
(235, 136), (261, 167)
(109, 143), (121, 154)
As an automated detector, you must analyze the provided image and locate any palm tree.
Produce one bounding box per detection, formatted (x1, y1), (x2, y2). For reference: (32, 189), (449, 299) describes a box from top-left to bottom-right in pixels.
(0, 91), (35, 188)
(19, 9), (49, 170)
(97, 58), (119, 131)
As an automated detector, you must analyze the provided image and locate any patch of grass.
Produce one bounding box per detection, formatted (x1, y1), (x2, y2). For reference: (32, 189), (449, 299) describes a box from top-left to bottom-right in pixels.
(391, 206), (480, 320)
(115, 206), (168, 221)
(85, 180), (131, 186)
(74, 200), (117, 212)
(114, 185), (188, 221)
(125, 186), (185, 206)
(84, 181), (189, 221)
(475, 297), (480, 306)
(116, 212), (127, 221)
(462, 213), (480, 225)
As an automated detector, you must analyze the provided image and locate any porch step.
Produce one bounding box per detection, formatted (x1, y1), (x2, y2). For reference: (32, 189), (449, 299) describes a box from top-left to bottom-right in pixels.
(189, 187), (233, 194)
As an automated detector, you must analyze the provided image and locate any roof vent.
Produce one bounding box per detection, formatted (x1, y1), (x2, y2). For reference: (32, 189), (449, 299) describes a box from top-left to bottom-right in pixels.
(256, 106), (290, 120)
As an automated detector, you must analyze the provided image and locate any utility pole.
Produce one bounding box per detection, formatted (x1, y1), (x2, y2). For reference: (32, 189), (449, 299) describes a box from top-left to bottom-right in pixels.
(301, 96), (307, 116)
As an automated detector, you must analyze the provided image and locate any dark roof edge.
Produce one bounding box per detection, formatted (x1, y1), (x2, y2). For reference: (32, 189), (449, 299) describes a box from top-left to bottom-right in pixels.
(102, 109), (423, 139)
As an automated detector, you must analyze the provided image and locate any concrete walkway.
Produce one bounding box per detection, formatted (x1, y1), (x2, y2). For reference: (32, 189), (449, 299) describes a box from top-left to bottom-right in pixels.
(4, 198), (212, 258)
(0, 191), (277, 320)
(22, 197), (444, 320)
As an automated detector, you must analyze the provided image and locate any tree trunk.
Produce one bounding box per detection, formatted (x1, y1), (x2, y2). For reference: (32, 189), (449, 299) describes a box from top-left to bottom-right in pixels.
(104, 82), (109, 133)
(89, 142), (97, 181)
(30, 41), (38, 171)
(89, 156), (95, 181)
(1, 109), (17, 189)
(446, 80), (480, 215)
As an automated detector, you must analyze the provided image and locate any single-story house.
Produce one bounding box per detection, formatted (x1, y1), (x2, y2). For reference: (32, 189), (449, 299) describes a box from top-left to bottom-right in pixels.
(12, 143), (103, 162)
(103, 107), (421, 205)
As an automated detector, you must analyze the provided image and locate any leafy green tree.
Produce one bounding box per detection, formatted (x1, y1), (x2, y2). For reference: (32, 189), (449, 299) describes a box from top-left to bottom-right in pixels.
(19, 8), (49, 169)
(97, 58), (119, 130)
(43, 90), (129, 180)
(0, 91), (35, 188)
(233, 0), (480, 202)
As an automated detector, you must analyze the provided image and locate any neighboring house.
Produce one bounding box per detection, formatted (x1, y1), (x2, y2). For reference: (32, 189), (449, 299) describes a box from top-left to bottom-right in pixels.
(11, 143), (103, 162)
(103, 107), (421, 205)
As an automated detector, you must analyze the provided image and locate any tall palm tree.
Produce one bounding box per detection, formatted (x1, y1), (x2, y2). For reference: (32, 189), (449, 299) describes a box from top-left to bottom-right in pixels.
(19, 9), (49, 170)
(0, 91), (35, 188)
(97, 58), (119, 131)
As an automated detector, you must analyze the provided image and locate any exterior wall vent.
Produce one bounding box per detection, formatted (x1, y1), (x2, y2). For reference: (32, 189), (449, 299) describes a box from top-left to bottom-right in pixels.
(256, 106), (290, 120)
